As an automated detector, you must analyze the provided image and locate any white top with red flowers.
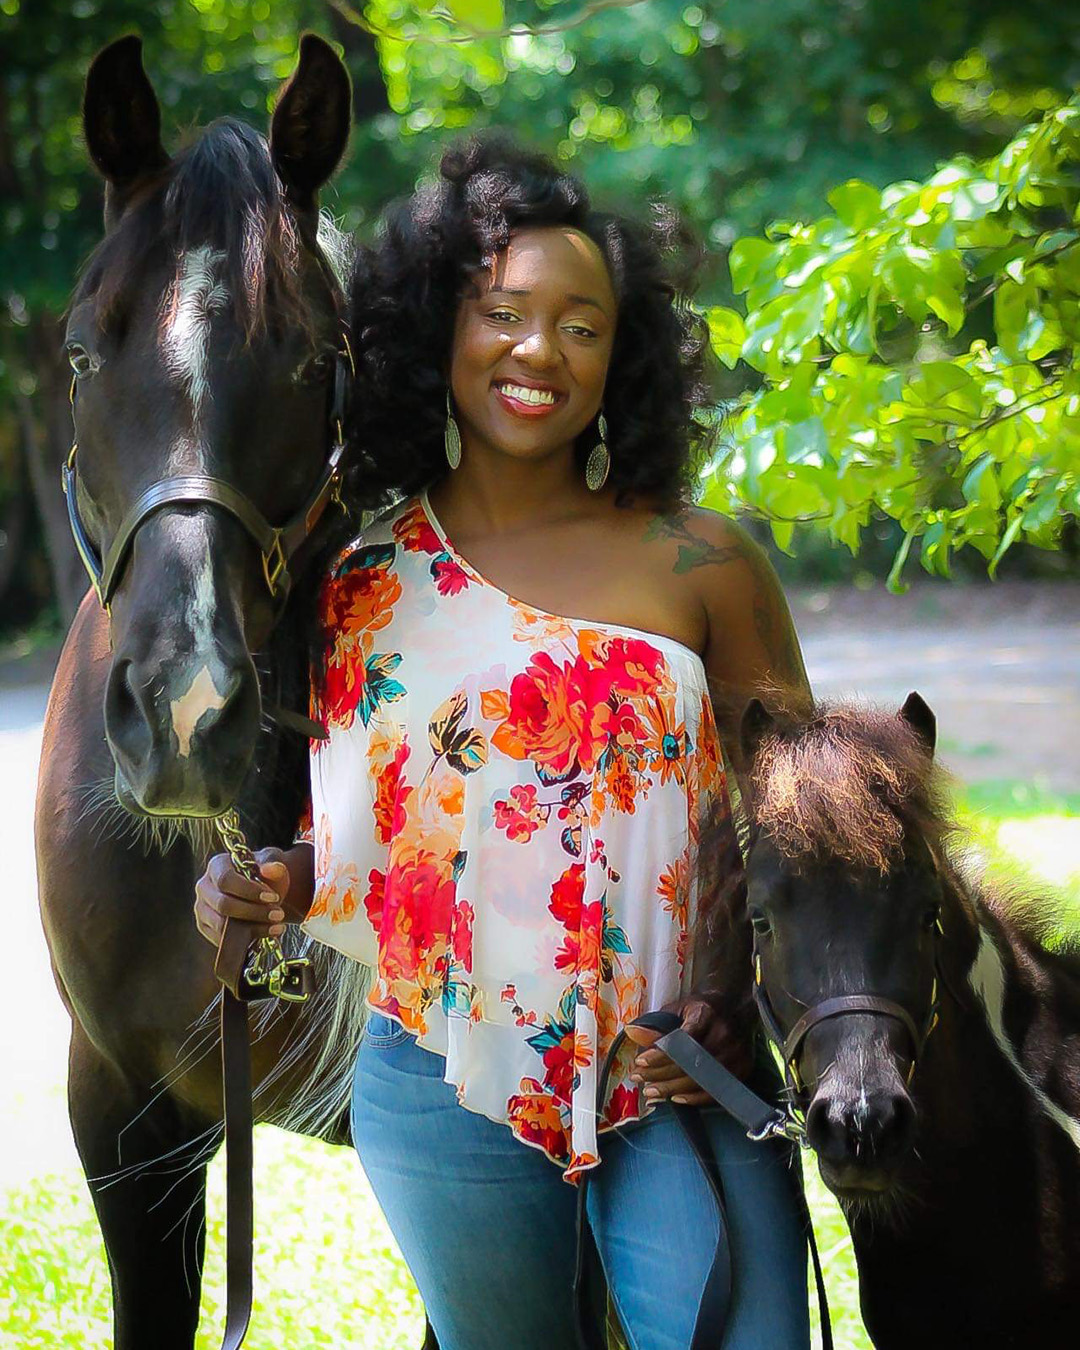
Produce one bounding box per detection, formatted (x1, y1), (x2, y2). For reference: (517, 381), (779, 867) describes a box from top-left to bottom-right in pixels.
(301, 492), (732, 1181)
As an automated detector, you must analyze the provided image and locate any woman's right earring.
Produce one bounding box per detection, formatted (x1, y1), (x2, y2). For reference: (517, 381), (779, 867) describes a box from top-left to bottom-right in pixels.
(445, 392), (462, 470)
(585, 412), (610, 491)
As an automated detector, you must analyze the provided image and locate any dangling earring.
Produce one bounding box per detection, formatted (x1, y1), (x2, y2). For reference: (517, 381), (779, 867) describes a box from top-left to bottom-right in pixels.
(445, 391), (462, 470)
(585, 411), (610, 492)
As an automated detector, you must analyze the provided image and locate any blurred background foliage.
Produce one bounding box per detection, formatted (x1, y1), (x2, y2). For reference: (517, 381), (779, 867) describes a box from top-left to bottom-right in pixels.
(1, 0), (1078, 638)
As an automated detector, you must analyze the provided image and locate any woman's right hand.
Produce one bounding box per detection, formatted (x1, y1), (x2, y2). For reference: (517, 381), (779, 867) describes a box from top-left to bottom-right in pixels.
(193, 847), (291, 949)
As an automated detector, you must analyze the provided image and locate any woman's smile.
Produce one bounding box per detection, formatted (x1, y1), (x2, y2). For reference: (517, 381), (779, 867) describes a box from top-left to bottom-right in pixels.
(491, 376), (567, 418)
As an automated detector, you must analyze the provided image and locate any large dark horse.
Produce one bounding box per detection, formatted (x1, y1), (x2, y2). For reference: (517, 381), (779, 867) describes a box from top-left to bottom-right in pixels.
(34, 35), (418, 1349)
(709, 695), (1080, 1347)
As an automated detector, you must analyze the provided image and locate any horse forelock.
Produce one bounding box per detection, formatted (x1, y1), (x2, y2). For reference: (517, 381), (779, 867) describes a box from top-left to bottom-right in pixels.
(74, 118), (343, 341)
(747, 702), (955, 876)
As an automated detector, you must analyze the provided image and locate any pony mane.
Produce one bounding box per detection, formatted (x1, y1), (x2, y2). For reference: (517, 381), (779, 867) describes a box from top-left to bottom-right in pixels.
(747, 702), (955, 874)
(75, 118), (336, 335)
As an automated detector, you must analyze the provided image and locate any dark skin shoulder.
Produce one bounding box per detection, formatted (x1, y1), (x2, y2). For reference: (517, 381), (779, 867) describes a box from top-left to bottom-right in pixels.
(640, 504), (812, 769)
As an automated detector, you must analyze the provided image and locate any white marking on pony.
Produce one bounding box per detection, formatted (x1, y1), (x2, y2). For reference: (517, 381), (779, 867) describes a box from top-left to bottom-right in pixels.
(969, 926), (1080, 1154)
(188, 549), (217, 656)
(169, 665), (226, 758)
(161, 247), (229, 418)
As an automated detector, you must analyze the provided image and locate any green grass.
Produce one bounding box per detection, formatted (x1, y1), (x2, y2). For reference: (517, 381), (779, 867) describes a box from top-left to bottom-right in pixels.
(3, 789), (1077, 1350)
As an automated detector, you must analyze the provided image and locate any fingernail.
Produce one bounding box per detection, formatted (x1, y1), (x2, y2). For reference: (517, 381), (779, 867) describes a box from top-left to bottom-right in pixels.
(644, 1086), (660, 1100)
(269, 924), (285, 936)
(269, 910), (284, 923)
(260, 891), (278, 903)
(630, 1074), (643, 1084)
(672, 1095), (689, 1104)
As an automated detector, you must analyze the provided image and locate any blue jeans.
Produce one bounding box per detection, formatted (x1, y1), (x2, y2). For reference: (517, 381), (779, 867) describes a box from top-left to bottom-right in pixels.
(351, 1013), (811, 1350)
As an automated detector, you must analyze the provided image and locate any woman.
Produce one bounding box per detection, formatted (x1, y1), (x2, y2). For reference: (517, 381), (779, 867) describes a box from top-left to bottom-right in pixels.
(195, 136), (812, 1350)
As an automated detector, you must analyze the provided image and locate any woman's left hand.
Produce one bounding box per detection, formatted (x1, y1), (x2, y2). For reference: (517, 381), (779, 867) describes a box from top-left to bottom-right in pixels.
(625, 993), (754, 1106)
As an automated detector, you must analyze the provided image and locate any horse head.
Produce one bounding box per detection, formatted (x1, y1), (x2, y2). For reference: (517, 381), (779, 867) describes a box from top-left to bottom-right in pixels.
(66, 34), (352, 817)
(737, 693), (959, 1202)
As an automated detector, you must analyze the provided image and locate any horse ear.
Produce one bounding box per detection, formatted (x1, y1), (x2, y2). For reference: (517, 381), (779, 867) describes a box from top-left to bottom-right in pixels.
(83, 36), (169, 201)
(899, 691), (936, 756)
(270, 33), (351, 212)
(739, 697), (775, 767)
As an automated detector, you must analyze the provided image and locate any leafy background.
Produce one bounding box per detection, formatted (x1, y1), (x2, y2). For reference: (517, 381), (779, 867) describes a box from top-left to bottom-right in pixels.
(1, 0), (1079, 638)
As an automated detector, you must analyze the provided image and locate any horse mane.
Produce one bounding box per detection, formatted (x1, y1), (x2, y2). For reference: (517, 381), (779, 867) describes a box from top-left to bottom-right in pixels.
(695, 699), (1079, 1002)
(74, 117), (336, 336)
(745, 701), (956, 874)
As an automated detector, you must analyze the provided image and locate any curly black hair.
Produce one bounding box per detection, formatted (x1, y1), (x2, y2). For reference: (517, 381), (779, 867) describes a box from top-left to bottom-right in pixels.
(342, 133), (718, 514)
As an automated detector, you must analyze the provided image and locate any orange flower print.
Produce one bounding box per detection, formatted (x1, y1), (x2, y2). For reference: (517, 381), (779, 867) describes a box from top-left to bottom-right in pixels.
(602, 751), (639, 814)
(553, 901), (603, 978)
(494, 783), (550, 842)
(642, 694), (688, 787)
(491, 651), (613, 781)
(657, 849), (690, 929)
(372, 739), (412, 846)
(391, 500), (442, 555)
(452, 900), (474, 971)
(577, 631), (667, 698)
(321, 547), (402, 640)
(696, 690), (725, 793)
(307, 815), (361, 924)
(507, 1080), (570, 1163)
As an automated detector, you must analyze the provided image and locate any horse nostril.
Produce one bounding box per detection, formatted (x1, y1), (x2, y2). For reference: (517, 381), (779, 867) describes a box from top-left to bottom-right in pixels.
(863, 1092), (916, 1164)
(104, 658), (155, 767)
(806, 1096), (853, 1165)
(807, 1089), (916, 1168)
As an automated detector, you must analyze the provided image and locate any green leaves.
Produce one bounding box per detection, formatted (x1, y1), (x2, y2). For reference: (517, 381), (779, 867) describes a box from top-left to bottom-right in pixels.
(443, 0), (505, 31)
(707, 93), (1080, 580)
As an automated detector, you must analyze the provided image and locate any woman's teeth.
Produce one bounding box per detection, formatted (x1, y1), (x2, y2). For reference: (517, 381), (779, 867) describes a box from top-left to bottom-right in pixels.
(497, 383), (557, 406)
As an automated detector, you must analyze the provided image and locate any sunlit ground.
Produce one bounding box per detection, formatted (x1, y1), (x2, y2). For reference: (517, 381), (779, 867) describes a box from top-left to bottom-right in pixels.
(3, 793), (1078, 1350)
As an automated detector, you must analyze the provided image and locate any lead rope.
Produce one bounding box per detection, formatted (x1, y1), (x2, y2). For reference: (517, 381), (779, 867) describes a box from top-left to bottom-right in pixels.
(212, 810), (316, 1350)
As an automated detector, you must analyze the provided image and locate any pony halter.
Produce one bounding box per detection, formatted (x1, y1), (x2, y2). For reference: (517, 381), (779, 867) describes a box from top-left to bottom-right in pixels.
(61, 333), (355, 612)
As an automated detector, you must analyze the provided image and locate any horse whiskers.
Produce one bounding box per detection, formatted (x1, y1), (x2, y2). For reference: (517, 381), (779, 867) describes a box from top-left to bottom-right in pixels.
(72, 773), (219, 859)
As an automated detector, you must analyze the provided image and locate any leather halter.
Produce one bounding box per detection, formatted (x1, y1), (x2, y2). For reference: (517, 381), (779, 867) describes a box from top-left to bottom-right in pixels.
(751, 915), (944, 1101)
(61, 333), (354, 612)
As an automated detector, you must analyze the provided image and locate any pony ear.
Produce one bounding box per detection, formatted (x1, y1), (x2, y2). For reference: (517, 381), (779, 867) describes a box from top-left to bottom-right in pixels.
(83, 36), (169, 195)
(739, 697), (775, 767)
(899, 691), (936, 756)
(270, 33), (351, 212)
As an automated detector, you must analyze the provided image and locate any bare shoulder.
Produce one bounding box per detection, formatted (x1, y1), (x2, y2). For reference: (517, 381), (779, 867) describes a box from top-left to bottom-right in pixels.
(641, 503), (778, 601)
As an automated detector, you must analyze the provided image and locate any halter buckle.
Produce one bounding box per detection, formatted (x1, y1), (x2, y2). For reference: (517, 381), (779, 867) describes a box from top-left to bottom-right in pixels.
(262, 534), (288, 597)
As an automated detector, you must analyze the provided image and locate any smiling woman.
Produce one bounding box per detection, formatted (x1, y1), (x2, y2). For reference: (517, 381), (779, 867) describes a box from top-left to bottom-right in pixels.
(196, 134), (815, 1350)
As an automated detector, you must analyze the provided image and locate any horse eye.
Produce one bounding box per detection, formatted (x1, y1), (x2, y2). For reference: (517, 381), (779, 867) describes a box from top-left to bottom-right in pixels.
(66, 343), (95, 377)
(296, 351), (334, 386)
(749, 908), (772, 937)
(922, 903), (941, 931)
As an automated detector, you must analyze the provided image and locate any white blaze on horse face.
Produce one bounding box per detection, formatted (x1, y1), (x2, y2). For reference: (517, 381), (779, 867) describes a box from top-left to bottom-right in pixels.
(170, 551), (226, 757)
(170, 665), (227, 758)
(161, 246), (229, 420)
(969, 927), (1080, 1155)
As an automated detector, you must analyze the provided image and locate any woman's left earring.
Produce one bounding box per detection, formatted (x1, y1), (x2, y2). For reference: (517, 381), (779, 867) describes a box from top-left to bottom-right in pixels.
(585, 412), (610, 492)
(445, 392), (462, 470)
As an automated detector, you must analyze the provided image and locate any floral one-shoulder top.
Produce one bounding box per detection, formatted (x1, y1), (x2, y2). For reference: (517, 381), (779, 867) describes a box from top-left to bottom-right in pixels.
(300, 492), (732, 1182)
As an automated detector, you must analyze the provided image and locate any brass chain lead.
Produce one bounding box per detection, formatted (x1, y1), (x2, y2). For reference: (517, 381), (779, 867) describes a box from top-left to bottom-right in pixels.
(215, 809), (313, 1003)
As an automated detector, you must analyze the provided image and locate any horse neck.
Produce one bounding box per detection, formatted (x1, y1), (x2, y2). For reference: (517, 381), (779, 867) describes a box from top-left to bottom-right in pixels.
(919, 869), (1080, 1158)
